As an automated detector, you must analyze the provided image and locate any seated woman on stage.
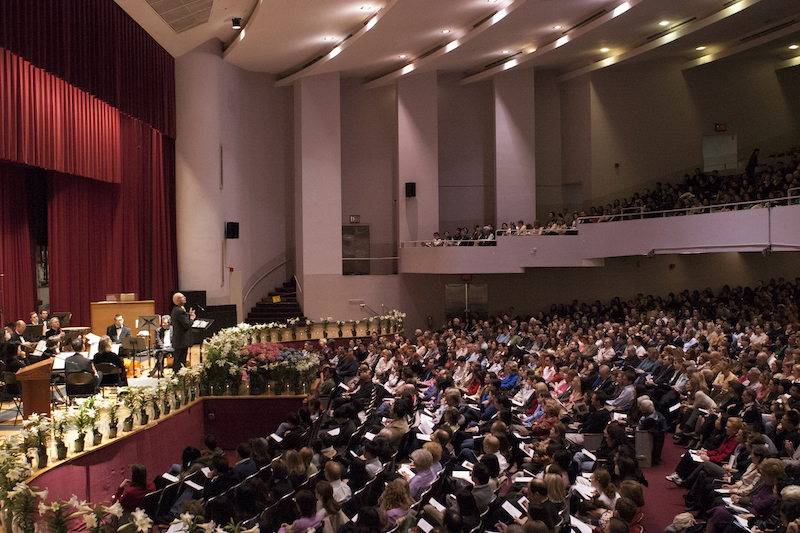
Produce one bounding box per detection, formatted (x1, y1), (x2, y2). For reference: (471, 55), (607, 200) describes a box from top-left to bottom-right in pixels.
(113, 463), (155, 512)
(93, 335), (128, 386)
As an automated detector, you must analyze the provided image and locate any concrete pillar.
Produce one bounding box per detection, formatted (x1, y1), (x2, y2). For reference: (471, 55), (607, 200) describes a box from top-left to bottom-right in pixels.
(494, 68), (536, 225)
(398, 71), (439, 243)
(294, 72), (343, 308)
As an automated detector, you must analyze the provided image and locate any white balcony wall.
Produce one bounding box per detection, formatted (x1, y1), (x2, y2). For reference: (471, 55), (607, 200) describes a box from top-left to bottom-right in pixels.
(400, 204), (800, 274)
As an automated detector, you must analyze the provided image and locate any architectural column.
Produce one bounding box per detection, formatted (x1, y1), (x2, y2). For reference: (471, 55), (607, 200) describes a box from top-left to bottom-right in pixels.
(294, 72), (342, 309)
(398, 71), (439, 243)
(494, 68), (536, 225)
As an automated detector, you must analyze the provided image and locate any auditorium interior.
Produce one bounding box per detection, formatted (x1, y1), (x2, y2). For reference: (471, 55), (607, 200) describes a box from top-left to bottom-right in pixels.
(1, 0), (800, 531)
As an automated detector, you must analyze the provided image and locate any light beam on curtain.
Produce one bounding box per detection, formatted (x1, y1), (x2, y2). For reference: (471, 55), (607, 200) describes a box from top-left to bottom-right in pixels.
(0, 48), (121, 183)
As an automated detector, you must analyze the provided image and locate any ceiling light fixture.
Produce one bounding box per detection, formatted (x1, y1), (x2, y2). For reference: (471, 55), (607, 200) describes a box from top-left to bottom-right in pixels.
(231, 17), (242, 30)
(659, 20), (669, 26)
(790, 44), (799, 50)
(553, 25), (562, 29)
(502, 50), (510, 54)
(399, 54), (407, 58)
(442, 30), (451, 34)
(696, 46), (706, 51)
(360, 6), (372, 10)
(323, 36), (334, 41)
(600, 47), (609, 53)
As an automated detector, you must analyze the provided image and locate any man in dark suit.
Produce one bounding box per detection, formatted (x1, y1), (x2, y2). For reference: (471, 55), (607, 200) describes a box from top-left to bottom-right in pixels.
(232, 442), (258, 481)
(106, 314), (132, 343)
(150, 315), (174, 377)
(6, 321), (32, 371)
(64, 338), (101, 395)
(171, 292), (195, 369)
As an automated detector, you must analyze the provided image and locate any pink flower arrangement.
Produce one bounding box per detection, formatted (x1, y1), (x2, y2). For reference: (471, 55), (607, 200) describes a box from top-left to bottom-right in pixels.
(241, 342), (281, 363)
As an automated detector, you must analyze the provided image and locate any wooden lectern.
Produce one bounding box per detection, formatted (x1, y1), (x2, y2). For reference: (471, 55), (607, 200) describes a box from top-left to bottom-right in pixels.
(17, 359), (55, 419)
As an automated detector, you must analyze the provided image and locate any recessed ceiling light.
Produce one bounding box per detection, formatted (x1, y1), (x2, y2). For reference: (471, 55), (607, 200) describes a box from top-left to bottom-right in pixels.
(231, 17), (242, 30)
(360, 6), (372, 10)
(399, 54), (407, 58)
(553, 25), (562, 29)
(442, 30), (451, 34)
(600, 47), (609, 53)
(659, 20), (669, 26)
(502, 50), (510, 54)
(696, 46), (706, 51)
(790, 44), (799, 50)
(487, 0), (499, 2)
(323, 37), (334, 41)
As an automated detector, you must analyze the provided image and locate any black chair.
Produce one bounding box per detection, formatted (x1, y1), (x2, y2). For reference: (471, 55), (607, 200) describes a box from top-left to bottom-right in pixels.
(0, 371), (23, 425)
(94, 362), (124, 392)
(140, 489), (162, 519)
(154, 481), (182, 525)
(65, 371), (98, 404)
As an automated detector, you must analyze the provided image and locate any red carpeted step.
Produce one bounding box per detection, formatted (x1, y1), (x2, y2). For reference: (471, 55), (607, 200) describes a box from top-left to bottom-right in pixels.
(640, 436), (698, 531)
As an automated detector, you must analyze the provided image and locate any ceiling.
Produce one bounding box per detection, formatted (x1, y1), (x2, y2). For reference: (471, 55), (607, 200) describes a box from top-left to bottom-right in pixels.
(115, 0), (800, 85)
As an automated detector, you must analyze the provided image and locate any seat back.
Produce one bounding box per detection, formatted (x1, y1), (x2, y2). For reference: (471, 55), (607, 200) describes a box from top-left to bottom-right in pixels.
(95, 362), (122, 375)
(66, 371), (95, 386)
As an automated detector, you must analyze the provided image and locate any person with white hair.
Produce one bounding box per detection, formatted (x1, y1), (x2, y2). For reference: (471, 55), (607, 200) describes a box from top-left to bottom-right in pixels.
(637, 397), (667, 465)
(405, 449), (435, 499)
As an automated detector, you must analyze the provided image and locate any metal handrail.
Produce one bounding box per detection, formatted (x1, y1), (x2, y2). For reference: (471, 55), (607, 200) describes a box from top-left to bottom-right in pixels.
(577, 192), (800, 224)
(398, 192), (800, 247)
(243, 258), (289, 303)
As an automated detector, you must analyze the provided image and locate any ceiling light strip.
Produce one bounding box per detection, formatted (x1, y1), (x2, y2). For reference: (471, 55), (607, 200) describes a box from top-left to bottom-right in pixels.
(363, 0), (525, 89)
(272, 0), (399, 86)
(554, 0), (767, 82)
(682, 18), (800, 71)
(459, 0), (645, 86)
(776, 54), (800, 70)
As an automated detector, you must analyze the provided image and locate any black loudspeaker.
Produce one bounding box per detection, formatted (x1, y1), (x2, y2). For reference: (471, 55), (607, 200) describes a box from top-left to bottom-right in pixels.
(405, 182), (416, 198)
(225, 222), (239, 239)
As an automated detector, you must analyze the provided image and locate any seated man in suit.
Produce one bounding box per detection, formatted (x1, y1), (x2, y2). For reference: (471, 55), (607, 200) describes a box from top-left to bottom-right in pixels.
(64, 338), (101, 396)
(232, 442), (258, 481)
(8, 320), (34, 365)
(150, 315), (173, 377)
(26, 312), (43, 342)
(107, 315), (132, 343)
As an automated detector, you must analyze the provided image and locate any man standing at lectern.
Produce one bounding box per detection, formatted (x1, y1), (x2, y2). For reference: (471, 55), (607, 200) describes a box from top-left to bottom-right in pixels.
(107, 315), (132, 343)
(171, 293), (195, 369)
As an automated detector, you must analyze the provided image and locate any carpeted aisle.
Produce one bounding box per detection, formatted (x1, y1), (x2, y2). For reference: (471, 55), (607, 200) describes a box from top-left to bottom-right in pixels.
(641, 437), (695, 532)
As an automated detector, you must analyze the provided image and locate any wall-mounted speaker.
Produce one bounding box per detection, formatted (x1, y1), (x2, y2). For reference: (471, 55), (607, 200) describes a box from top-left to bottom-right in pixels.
(225, 222), (239, 239)
(405, 182), (416, 198)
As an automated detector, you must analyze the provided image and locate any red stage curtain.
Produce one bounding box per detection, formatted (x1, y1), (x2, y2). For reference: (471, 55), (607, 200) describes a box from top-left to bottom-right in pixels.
(0, 162), (37, 323)
(0, 0), (175, 137)
(151, 133), (179, 315)
(0, 48), (122, 183)
(47, 173), (118, 325)
(47, 119), (177, 325)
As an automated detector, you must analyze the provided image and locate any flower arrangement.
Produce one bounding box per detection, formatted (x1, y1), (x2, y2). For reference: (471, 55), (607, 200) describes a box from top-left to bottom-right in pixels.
(287, 317), (299, 340)
(6, 482), (47, 533)
(304, 319), (314, 339)
(336, 320), (345, 337)
(321, 317), (331, 338)
(38, 496), (82, 533)
(73, 499), (124, 533)
(351, 319), (358, 336)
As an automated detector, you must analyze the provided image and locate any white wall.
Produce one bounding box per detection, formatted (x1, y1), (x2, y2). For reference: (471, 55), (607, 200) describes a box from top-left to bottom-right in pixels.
(437, 73), (496, 233)
(176, 39), (294, 308)
(340, 78), (398, 270)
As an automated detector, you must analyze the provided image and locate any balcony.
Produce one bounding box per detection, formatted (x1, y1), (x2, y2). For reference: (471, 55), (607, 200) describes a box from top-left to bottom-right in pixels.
(399, 202), (800, 274)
